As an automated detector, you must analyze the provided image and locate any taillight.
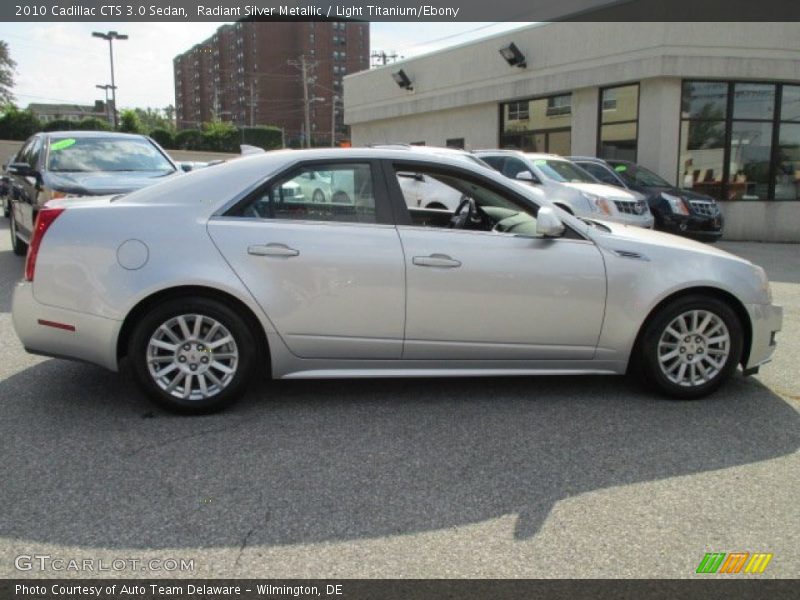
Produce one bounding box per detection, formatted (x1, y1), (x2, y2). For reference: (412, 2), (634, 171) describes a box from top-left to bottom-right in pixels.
(25, 206), (65, 281)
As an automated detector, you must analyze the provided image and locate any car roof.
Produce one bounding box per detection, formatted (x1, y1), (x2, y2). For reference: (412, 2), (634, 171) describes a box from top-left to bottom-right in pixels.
(474, 149), (565, 160)
(568, 156), (608, 164)
(44, 130), (151, 139)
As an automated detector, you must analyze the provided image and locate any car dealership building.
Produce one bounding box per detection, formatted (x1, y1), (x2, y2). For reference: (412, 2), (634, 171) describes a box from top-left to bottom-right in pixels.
(343, 22), (800, 241)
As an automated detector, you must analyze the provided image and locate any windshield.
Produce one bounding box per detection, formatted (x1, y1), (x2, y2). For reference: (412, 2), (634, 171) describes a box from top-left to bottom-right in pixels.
(610, 162), (671, 188)
(47, 137), (175, 173)
(528, 157), (596, 184)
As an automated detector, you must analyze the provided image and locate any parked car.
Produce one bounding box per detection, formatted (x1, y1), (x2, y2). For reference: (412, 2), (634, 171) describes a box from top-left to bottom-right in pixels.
(7, 131), (179, 256)
(12, 148), (781, 414)
(0, 155), (13, 218)
(475, 150), (654, 228)
(569, 157), (724, 241)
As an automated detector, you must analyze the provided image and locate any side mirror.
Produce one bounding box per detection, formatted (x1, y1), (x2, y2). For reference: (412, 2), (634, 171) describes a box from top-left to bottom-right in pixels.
(515, 171), (539, 184)
(536, 206), (565, 238)
(180, 162), (193, 172)
(8, 162), (33, 177)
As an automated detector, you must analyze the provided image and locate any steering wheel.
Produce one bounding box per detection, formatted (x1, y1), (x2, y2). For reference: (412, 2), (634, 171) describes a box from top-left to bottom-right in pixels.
(449, 196), (480, 229)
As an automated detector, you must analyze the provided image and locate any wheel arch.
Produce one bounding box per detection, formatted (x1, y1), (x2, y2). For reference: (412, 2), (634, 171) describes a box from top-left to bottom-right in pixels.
(116, 285), (270, 373)
(629, 286), (753, 371)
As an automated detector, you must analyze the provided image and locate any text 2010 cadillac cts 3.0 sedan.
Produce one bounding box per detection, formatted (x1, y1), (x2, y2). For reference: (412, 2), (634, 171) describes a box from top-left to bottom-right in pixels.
(12, 148), (782, 413)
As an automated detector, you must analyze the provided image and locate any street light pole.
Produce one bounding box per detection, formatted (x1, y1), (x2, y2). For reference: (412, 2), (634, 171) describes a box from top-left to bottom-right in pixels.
(95, 84), (115, 126)
(92, 31), (128, 129)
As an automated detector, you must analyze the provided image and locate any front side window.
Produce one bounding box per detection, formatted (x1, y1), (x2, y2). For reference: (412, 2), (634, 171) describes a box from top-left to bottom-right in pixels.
(393, 164), (542, 236)
(233, 163), (376, 224)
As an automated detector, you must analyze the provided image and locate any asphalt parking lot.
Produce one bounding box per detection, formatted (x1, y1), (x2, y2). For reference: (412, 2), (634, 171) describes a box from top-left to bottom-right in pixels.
(0, 216), (798, 579)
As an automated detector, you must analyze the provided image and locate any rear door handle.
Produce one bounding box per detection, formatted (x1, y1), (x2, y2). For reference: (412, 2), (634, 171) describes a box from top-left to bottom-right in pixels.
(247, 243), (300, 258)
(412, 254), (461, 268)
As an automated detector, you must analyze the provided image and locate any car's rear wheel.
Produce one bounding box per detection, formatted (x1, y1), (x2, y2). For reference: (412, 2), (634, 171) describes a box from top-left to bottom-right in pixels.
(10, 214), (27, 256)
(637, 295), (743, 399)
(129, 297), (256, 414)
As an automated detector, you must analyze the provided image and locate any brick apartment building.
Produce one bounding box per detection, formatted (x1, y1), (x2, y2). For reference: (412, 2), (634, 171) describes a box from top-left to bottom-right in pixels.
(174, 21), (370, 146)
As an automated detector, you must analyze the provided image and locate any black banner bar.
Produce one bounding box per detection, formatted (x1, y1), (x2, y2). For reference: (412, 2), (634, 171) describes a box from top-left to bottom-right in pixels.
(2, 0), (800, 22)
(2, 579), (800, 600)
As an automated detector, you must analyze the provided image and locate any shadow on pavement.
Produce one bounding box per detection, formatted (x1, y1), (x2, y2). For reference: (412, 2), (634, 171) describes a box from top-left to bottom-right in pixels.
(1, 360), (797, 550)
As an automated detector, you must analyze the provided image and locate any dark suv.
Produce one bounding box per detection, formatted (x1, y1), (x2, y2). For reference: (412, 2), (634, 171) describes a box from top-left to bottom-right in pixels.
(569, 157), (723, 241)
(7, 131), (178, 256)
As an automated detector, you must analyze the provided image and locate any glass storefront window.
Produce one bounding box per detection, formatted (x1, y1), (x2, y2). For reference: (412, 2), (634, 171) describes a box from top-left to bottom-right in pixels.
(599, 84), (639, 161)
(781, 85), (800, 122)
(776, 122), (800, 200)
(729, 122), (773, 200)
(682, 81), (728, 120)
(733, 83), (776, 120)
(500, 93), (572, 154)
(679, 80), (799, 201)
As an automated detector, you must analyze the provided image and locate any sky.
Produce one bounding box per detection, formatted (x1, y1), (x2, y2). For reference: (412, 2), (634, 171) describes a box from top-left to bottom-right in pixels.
(0, 22), (534, 110)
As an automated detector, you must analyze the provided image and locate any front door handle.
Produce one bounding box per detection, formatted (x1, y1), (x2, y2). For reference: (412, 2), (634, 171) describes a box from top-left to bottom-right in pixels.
(247, 243), (300, 258)
(412, 254), (461, 268)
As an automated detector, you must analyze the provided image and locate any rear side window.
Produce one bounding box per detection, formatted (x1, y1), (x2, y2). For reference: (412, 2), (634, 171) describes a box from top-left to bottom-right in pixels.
(232, 162), (377, 224)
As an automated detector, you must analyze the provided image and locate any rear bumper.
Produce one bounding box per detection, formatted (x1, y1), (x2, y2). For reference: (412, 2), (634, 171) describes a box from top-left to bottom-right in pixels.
(12, 281), (121, 371)
(744, 302), (783, 370)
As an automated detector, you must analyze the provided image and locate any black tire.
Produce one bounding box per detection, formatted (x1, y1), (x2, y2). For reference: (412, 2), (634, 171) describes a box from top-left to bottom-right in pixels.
(312, 188), (326, 203)
(128, 297), (257, 414)
(636, 294), (743, 399)
(10, 214), (27, 257)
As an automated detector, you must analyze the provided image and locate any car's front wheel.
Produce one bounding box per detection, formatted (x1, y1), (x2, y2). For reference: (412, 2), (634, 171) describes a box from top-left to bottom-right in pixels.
(10, 213), (27, 256)
(637, 295), (743, 399)
(129, 297), (256, 414)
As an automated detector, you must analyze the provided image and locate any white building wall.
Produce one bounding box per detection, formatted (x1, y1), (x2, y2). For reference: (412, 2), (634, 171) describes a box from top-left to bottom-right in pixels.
(344, 22), (800, 241)
(350, 103), (498, 149)
(569, 87), (599, 157)
(637, 77), (682, 185)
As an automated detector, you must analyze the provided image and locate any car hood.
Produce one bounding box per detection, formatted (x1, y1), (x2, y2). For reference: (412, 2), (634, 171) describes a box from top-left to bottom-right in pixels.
(589, 219), (749, 264)
(561, 182), (639, 201)
(44, 170), (178, 195)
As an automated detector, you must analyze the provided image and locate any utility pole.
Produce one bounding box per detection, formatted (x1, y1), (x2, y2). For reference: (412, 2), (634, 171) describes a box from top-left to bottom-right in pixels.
(301, 56), (311, 148)
(370, 50), (400, 68)
(249, 80), (255, 127)
(331, 95), (339, 147)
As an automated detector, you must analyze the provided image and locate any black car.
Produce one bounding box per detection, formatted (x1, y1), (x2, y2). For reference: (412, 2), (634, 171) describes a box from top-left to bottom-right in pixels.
(7, 131), (179, 256)
(569, 157), (723, 241)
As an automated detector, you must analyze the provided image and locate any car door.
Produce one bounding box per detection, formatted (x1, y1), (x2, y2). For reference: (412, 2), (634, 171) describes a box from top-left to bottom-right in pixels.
(18, 135), (43, 235)
(207, 160), (406, 360)
(386, 161), (606, 361)
(9, 136), (40, 239)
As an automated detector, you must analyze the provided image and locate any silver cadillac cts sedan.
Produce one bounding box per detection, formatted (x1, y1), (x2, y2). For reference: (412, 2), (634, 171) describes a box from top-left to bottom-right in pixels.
(12, 148), (783, 413)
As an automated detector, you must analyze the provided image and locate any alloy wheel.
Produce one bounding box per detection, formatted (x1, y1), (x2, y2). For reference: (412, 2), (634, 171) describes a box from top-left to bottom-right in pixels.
(146, 314), (239, 401)
(656, 309), (730, 387)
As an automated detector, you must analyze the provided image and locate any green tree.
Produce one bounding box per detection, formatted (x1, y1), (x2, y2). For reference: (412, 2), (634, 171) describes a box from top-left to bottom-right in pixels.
(134, 107), (173, 132)
(119, 109), (142, 133)
(0, 41), (15, 105)
(0, 105), (39, 140)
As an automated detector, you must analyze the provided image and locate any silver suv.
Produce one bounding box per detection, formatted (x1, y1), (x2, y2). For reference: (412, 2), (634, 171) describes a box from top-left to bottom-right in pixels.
(476, 150), (654, 228)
